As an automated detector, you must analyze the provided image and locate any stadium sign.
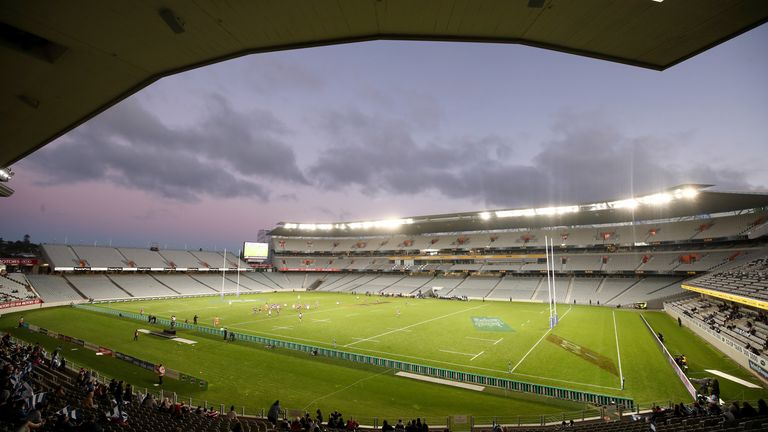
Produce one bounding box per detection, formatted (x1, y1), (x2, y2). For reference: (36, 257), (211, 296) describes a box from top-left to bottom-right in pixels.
(748, 360), (768, 381)
(0, 298), (42, 309)
(0, 257), (38, 265)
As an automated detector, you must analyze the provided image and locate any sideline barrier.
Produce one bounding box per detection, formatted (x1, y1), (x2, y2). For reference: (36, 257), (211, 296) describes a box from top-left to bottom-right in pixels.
(22, 322), (208, 390)
(639, 314), (697, 399)
(76, 303), (634, 408)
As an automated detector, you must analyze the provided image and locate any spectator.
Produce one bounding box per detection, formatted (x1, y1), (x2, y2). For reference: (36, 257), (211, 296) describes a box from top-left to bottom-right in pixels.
(227, 405), (238, 420)
(382, 420), (394, 432)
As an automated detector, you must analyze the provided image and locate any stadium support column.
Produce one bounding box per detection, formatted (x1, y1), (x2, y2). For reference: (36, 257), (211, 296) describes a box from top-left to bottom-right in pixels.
(545, 236), (554, 329)
(221, 248), (227, 300)
(550, 239), (558, 325)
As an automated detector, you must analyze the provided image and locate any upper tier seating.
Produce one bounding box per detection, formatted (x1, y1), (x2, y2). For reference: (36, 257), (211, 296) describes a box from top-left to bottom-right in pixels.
(686, 253), (768, 301)
(70, 246), (127, 268)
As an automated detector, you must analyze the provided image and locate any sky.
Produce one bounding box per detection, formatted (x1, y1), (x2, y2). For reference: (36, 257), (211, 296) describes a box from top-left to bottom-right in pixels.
(2, 24), (767, 252)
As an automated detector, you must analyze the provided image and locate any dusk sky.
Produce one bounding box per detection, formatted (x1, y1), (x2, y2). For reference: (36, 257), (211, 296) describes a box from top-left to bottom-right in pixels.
(3, 24), (767, 252)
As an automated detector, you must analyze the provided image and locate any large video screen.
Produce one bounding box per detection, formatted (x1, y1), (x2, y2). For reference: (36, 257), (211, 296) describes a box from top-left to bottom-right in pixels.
(243, 242), (269, 260)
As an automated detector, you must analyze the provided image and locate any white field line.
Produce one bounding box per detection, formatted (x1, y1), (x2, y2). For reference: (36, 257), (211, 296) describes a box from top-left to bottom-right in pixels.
(312, 318), (331, 323)
(494, 338), (504, 345)
(470, 351), (485, 361)
(510, 306), (573, 373)
(396, 372), (484, 391)
(387, 327), (412, 332)
(440, 349), (475, 357)
(465, 336), (497, 343)
(344, 304), (488, 347)
(302, 368), (393, 410)
(612, 310), (624, 387)
(352, 337), (380, 343)
(704, 369), (761, 388)
(271, 326), (293, 330)
(226, 324), (618, 390)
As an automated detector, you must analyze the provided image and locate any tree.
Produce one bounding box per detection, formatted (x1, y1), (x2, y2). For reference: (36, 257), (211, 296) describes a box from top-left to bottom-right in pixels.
(23, 234), (31, 244)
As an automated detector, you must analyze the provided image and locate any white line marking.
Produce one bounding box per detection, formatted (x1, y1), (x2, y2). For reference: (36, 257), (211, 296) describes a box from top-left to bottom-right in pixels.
(510, 307), (572, 373)
(386, 327), (412, 332)
(705, 369), (761, 388)
(612, 310), (624, 387)
(470, 351), (485, 361)
(494, 338), (504, 345)
(344, 304), (487, 347)
(396, 372), (485, 391)
(465, 336), (497, 343)
(312, 319), (330, 323)
(226, 324), (618, 390)
(271, 326), (293, 330)
(440, 349), (475, 357)
(302, 368), (393, 410)
(352, 337), (380, 343)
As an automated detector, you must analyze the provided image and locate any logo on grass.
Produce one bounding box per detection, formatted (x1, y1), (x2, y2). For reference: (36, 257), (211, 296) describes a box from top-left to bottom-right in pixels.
(471, 317), (513, 332)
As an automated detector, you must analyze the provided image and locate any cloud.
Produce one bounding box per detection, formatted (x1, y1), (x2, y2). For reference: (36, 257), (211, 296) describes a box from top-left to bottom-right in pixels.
(25, 95), (307, 201)
(309, 109), (759, 208)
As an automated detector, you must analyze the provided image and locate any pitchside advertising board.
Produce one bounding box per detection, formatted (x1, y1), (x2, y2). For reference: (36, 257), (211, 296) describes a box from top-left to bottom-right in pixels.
(243, 242), (269, 261)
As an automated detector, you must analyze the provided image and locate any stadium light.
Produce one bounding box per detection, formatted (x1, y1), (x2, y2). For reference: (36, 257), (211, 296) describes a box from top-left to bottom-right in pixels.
(478, 212), (492, 220)
(0, 167), (13, 182)
(495, 208), (535, 218)
(535, 206), (580, 216)
(609, 199), (639, 210)
(638, 193), (672, 205)
(675, 188), (699, 199)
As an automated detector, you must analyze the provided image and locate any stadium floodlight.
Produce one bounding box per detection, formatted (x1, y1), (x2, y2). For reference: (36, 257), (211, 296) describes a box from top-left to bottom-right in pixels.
(0, 167), (13, 182)
(535, 206), (579, 216)
(283, 223), (298, 229)
(610, 199), (639, 209)
(298, 223), (317, 230)
(478, 212), (492, 220)
(316, 224), (333, 230)
(674, 188), (699, 199)
(638, 192), (673, 205)
(495, 208), (536, 218)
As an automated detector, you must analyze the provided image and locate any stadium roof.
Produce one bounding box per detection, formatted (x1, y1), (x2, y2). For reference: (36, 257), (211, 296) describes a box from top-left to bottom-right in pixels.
(269, 186), (768, 237)
(3, 1), (768, 167)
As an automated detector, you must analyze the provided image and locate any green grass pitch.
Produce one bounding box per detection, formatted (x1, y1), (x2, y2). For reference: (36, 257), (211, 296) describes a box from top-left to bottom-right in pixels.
(3, 292), (766, 420)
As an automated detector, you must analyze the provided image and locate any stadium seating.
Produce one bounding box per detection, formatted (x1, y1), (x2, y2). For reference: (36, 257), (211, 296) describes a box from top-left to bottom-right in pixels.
(568, 278), (603, 304)
(668, 296), (768, 357)
(486, 276), (542, 301)
(684, 253), (768, 301)
(446, 276), (501, 298)
(157, 250), (204, 269)
(108, 274), (178, 297)
(152, 274), (219, 295)
(41, 244), (83, 268)
(70, 246), (127, 268)
(117, 247), (169, 268)
(65, 274), (131, 299)
(0, 272), (36, 301)
(24, 274), (84, 303)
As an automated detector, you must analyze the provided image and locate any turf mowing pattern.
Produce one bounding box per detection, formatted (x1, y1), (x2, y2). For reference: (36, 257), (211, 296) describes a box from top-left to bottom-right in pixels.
(3, 292), (766, 419)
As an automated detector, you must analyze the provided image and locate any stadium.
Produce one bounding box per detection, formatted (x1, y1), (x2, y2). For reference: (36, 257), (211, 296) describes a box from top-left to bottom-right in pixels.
(2, 2), (768, 432)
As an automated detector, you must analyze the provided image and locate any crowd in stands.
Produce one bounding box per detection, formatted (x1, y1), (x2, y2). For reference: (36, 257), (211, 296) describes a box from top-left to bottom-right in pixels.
(672, 297), (768, 357)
